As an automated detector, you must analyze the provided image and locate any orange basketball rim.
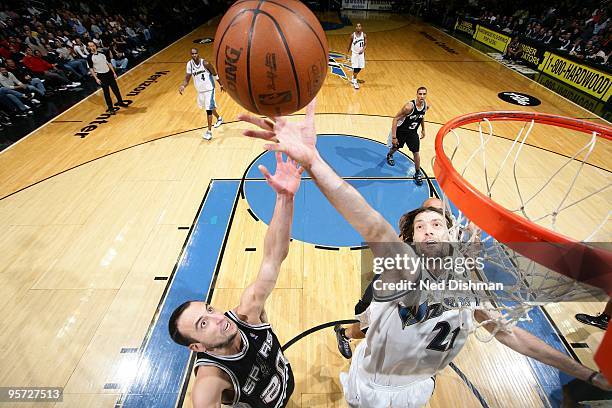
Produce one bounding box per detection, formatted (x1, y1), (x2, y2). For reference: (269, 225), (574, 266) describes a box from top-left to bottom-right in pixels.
(433, 111), (612, 380)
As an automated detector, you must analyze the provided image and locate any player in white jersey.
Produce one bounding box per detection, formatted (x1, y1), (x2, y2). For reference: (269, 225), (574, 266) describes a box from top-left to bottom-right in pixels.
(347, 23), (366, 89)
(179, 48), (223, 140)
(238, 100), (612, 408)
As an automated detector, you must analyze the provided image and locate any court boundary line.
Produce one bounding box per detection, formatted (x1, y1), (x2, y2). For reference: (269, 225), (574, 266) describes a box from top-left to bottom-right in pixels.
(428, 25), (611, 124)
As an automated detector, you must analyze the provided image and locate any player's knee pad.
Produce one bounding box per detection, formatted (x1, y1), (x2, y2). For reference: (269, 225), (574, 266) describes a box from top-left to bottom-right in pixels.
(206, 110), (213, 115)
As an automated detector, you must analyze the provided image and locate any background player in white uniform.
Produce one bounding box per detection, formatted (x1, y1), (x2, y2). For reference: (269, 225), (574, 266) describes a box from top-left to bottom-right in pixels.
(238, 100), (612, 408)
(347, 23), (366, 89)
(179, 48), (223, 140)
(168, 152), (302, 407)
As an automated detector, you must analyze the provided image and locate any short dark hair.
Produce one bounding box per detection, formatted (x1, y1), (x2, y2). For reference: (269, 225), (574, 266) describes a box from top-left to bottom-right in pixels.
(398, 206), (452, 243)
(417, 86), (427, 93)
(168, 300), (197, 347)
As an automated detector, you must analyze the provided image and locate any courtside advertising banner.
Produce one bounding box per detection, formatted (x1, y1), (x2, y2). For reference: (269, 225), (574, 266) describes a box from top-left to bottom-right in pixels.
(454, 19), (476, 36)
(517, 39), (547, 68)
(367, 1), (394, 10)
(539, 52), (612, 101)
(342, 0), (368, 9)
(473, 25), (511, 53)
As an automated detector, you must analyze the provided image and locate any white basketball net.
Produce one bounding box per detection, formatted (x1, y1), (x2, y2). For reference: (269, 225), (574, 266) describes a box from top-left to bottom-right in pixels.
(432, 116), (611, 340)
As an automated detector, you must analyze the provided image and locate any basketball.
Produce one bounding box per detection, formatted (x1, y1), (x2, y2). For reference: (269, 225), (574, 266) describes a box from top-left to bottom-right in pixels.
(213, 0), (328, 116)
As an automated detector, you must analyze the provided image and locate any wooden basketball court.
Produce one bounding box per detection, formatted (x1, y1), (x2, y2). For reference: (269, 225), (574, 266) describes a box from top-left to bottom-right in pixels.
(0, 11), (609, 408)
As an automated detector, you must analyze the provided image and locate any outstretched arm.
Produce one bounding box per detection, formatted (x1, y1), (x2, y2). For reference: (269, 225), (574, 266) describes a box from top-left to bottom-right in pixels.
(235, 153), (302, 323)
(475, 310), (611, 390)
(179, 72), (190, 94)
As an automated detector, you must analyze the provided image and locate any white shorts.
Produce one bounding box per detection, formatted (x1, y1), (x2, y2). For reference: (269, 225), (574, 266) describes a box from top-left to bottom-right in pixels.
(197, 89), (216, 111)
(340, 341), (435, 408)
(351, 52), (365, 69)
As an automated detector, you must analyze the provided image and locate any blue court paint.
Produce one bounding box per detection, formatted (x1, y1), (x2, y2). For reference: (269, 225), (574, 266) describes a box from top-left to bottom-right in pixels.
(431, 180), (572, 408)
(245, 179), (429, 247)
(245, 135), (426, 247)
(120, 180), (239, 408)
(246, 135), (415, 179)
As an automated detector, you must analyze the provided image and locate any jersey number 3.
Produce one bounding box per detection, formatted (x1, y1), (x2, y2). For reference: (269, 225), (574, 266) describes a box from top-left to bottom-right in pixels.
(426, 321), (460, 352)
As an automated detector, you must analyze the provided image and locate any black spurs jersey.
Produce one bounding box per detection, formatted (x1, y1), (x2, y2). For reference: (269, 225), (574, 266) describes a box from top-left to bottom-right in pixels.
(194, 310), (294, 408)
(397, 99), (427, 134)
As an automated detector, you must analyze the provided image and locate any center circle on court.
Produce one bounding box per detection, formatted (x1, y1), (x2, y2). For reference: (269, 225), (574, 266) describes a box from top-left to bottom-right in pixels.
(244, 134), (430, 247)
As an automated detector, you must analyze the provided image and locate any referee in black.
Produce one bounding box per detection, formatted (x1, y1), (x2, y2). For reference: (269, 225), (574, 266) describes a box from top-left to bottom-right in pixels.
(87, 41), (129, 114)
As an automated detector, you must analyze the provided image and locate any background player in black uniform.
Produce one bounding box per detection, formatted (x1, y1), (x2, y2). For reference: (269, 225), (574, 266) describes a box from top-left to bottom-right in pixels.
(386, 87), (430, 185)
(168, 152), (302, 407)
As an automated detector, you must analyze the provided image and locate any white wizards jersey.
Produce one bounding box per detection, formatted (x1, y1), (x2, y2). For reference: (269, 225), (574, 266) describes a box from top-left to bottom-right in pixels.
(186, 58), (214, 92)
(351, 32), (365, 54)
(360, 271), (474, 386)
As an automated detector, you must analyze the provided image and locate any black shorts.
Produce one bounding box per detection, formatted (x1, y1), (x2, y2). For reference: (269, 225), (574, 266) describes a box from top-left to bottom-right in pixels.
(354, 273), (381, 334)
(397, 131), (420, 153)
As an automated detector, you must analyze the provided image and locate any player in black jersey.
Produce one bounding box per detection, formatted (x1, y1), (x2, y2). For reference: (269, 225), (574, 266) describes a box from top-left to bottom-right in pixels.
(168, 152), (301, 408)
(386, 87), (430, 186)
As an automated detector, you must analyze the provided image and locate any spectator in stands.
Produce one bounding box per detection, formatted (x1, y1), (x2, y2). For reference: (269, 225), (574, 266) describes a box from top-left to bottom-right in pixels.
(24, 31), (46, 56)
(569, 39), (586, 59)
(504, 38), (522, 61)
(43, 45), (88, 80)
(90, 19), (103, 36)
(0, 85), (37, 116)
(583, 40), (596, 58)
(587, 44), (608, 64)
(109, 40), (128, 72)
(8, 43), (24, 62)
(92, 32), (105, 50)
(542, 29), (555, 45)
(21, 47), (80, 89)
(5, 59), (46, 94)
(558, 32), (572, 51)
(0, 65), (44, 97)
(55, 42), (89, 78)
(72, 37), (89, 59)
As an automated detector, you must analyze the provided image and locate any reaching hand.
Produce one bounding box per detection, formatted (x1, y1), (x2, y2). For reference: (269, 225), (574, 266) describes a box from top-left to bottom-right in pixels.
(239, 99), (318, 170)
(259, 152), (303, 196)
(179, 85), (185, 95)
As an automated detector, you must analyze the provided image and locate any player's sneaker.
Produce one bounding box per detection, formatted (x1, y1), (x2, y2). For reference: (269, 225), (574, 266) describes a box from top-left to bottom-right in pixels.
(334, 325), (352, 359)
(353, 80), (359, 89)
(386, 154), (395, 166)
(414, 170), (423, 186)
(203, 130), (213, 140)
(213, 116), (223, 128)
(575, 313), (609, 330)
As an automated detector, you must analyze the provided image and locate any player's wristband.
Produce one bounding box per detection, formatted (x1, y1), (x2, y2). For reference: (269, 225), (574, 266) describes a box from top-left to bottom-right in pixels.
(587, 371), (599, 385)
(214, 75), (219, 81)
